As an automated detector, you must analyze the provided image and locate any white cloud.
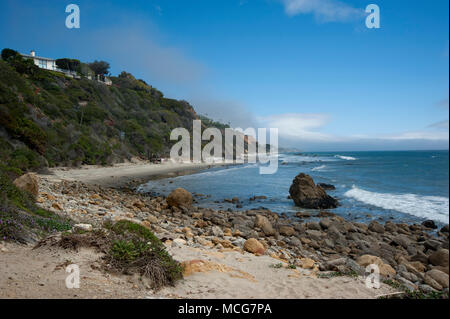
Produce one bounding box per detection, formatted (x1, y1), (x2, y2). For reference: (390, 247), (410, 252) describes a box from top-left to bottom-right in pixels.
(279, 0), (363, 22)
(254, 113), (449, 151)
(383, 131), (449, 141)
(258, 113), (333, 141)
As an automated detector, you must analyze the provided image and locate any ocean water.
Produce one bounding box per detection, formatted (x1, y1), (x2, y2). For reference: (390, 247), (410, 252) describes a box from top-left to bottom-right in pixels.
(138, 151), (449, 226)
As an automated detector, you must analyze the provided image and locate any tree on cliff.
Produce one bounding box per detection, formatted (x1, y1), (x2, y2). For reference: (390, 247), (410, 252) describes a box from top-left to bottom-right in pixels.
(88, 60), (110, 76)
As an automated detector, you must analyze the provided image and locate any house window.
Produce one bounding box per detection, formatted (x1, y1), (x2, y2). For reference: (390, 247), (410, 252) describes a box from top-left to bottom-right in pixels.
(38, 60), (47, 69)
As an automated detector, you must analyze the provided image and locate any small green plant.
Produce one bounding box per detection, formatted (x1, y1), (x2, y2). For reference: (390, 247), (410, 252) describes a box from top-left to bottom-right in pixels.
(269, 263), (284, 269)
(103, 220), (183, 289)
(317, 270), (359, 279)
(110, 239), (149, 263)
(381, 279), (449, 299)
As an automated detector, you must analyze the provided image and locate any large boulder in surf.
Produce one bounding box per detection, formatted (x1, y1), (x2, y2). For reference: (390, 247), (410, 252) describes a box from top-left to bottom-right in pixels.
(166, 188), (193, 208)
(289, 173), (338, 209)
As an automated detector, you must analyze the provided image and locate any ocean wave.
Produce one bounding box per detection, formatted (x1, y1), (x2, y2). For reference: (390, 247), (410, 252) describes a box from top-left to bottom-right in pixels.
(344, 186), (449, 223)
(311, 165), (327, 171)
(278, 154), (337, 163)
(335, 155), (357, 161)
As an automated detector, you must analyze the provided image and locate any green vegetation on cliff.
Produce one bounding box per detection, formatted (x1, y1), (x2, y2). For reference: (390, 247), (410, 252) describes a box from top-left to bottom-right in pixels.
(0, 49), (226, 175)
(0, 48), (227, 238)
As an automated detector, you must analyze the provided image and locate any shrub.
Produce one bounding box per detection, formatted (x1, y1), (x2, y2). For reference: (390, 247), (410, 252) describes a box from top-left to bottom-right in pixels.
(1, 48), (19, 61)
(88, 60), (110, 76)
(105, 220), (183, 288)
(56, 58), (81, 72)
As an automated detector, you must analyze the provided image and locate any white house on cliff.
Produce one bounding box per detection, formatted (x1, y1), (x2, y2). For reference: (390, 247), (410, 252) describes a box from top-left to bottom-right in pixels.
(20, 50), (112, 85)
(21, 50), (58, 71)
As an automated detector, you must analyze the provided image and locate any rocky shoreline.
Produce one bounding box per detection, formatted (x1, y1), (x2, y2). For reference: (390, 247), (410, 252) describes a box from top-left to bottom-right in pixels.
(30, 170), (449, 295)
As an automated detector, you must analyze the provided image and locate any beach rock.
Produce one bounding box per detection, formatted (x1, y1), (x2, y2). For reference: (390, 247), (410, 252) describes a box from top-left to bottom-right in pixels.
(419, 284), (438, 294)
(424, 269), (449, 290)
(223, 228), (233, 237)
(368, 221), (385, 234)
(411, 251), (429, 264)
(13, 173), (39, 198)
(432, 266), (449, 275)
(172, 238), (187, 247)
(244, 238), (266, 255)
(52, 203), (63, 211)
(317, 211), (336, 218)
(146, 215), (159, 224)
(319, 218), (331, 230)
(249, 195), (267, 201)
(74, 224), (93, 232)
(397, 277), (418, 292)
(254, 215), (275, 236)
(356, 255), (396, 278)
(298, 258), (316, 269)
(425, 239), (442, 251)
(324, 257), (365, 275)
(232, 238), (246, 248)
(288, 173), (338, 209)
(405, 261), (427, 274)
(422, 220), (438, 229)
(317, 183), (336, 190)
(391, 234), (412, 249)
(305, 230), (323, 241)
(440, 225), (449, 233)
(306, 222), (321, 231)
(429, 249), (449, 267)
(279, 226), (295, 236)
(211, 226), (224, 237)
(166, 188), (193, 208)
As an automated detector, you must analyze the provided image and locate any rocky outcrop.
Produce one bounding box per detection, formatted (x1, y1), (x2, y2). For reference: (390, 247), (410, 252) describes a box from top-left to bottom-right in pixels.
(424, 269), (449, 290)
(244, 238), (266, 255)
(356, 255), (396, 278)
(317, 183), (336, 190)
(13, 173), (39, 198)
(422, 220), (438, 229)
(289, 173), (338, 209)
(429, 249), (449, 267)
(166, 188), (193, 208)
(254, 215), (275, 236)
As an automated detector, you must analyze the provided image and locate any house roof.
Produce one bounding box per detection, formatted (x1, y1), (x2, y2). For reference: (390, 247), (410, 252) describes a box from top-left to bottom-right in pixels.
(21, 53), (55, 62)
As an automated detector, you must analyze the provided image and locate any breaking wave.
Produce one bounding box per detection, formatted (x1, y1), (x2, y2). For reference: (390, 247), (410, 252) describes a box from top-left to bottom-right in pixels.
(344, 186), (449, 223)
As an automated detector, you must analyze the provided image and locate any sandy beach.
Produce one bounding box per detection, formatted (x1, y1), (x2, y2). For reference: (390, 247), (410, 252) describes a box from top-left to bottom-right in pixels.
(40, 160), (230, 188)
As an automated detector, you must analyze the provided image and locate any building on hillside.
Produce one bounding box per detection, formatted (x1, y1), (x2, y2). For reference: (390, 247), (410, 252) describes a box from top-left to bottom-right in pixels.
(21, 50), (112, 85)
(96, 74), (112, 86)
(21, 50), (58, 71)
(21, 50), (78, 78)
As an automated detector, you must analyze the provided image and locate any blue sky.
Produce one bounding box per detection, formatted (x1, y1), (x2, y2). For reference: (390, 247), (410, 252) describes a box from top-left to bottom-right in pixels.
(0, 0), (448, 151)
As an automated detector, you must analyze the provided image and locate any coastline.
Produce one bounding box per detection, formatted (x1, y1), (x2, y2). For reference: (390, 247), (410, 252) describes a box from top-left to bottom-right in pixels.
(38, 160), (232, 189)
(1, 162), (448, 299)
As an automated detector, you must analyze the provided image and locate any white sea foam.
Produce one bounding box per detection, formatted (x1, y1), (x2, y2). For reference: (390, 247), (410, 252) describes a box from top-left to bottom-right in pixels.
(278, 154), (337, 163)
(344, 186), (449, 223)
(335, 155), (357, 161)
(311, 165), (327, 171)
